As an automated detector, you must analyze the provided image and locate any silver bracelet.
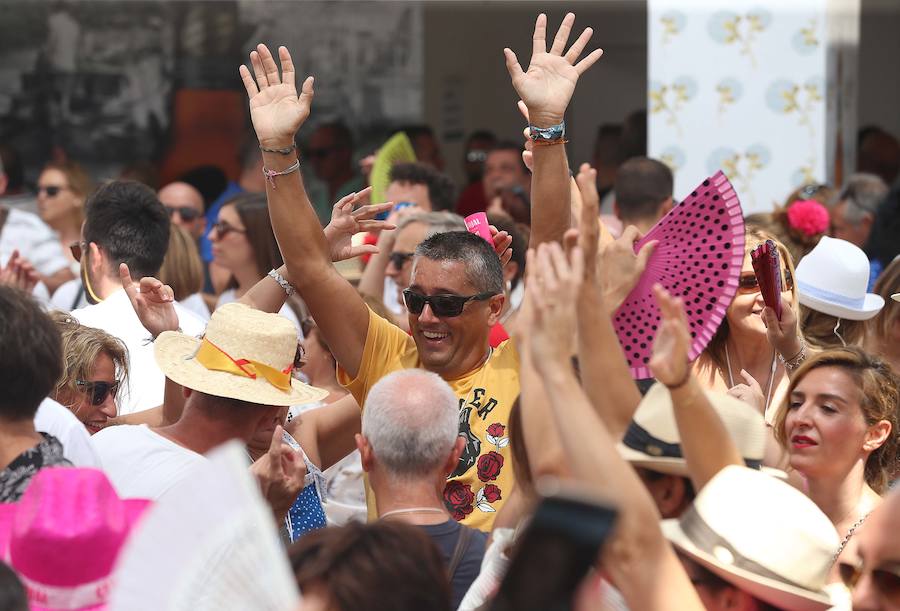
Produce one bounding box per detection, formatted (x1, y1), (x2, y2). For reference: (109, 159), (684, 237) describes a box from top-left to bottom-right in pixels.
(778, 338), (808, 372)
(267, 269), (295, 297)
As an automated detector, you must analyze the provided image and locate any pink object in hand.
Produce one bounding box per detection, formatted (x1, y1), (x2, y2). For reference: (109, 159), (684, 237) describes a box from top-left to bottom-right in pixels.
(465, 212), (493, 243)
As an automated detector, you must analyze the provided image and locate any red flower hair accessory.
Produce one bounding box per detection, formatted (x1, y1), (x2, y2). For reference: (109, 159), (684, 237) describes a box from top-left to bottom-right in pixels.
(786, 199), (829, 237)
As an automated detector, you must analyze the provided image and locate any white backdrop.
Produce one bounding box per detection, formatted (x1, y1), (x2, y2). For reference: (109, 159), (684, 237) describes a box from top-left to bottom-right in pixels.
(648, 0), (828, 213)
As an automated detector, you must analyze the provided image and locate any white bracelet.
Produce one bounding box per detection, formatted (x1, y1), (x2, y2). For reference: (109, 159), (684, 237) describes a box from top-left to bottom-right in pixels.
(267, 269), (295, 297)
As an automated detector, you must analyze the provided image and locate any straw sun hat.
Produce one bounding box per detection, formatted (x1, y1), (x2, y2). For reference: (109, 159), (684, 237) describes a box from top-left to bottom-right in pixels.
(154, 303), (327, 407)
(795, 236), (884, 321)
(663, 466), (839, 610)
(618, 382), (782, 478)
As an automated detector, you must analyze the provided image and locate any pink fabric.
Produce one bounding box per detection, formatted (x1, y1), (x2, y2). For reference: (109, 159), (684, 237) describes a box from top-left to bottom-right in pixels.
(0, 468), (150, 610)
(613, 171), (746, 379)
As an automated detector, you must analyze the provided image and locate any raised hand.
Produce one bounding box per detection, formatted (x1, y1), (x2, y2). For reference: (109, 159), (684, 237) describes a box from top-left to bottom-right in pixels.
(120, 263), (179, 340)
(250, 425), (307, 521)
(504, 13), (603, 127)
(599, 226), (657, 311)
(761, 303), (802, 360)
(489, 224), (513, 268)
(527, 242), (584, 367)
(574, 163), (601, 282)
(238, 44), (314, 147)
(323, 188), (396, 262)
(0, 250), (39, 293)
(649, 284), (692, 387)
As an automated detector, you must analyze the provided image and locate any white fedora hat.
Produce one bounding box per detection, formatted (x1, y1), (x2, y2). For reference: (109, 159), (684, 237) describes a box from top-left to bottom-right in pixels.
(618, 382), (782, 478)
(795, 236), (884, 321)
(154, 303), (327, 407)
(662, 466), (839, 610)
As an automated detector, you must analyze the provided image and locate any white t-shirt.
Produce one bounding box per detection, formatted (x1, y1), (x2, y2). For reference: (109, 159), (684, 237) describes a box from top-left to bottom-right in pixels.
(90, 424), (206, 499)
(49, 277), (89, 311)
(216, 288), (301, 334)
(72, 288), (207, 415)
(34, 398), (102, 468)
(0, 207), (69, 276)
(179, 292), (211, 322)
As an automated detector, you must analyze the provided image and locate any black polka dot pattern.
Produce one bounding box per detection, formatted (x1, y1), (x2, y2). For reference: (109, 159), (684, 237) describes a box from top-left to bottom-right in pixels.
(612, 171), (746, 379)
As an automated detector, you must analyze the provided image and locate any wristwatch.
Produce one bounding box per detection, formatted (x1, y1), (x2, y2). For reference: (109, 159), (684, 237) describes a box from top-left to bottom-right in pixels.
(529, 120), (566, 143)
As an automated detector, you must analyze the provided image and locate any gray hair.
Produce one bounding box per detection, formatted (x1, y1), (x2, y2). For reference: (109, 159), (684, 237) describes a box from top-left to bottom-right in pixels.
(362, 369), (459, 478)
(415, 231), (505, 295)
(397, 211), (466, 237)
(835, 173), (888, 225)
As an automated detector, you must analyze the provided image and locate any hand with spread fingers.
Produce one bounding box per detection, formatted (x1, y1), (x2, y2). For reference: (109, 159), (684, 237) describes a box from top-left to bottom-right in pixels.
(238, 44), (314, 147)
(599, 226), (657, 311)
(120, 263), (179, 340)
(250, 425), (307, 522)
(323, 187), (397, 262)
(0, 250), (39, 293)
(527, 242), (585, 368)
(649, 284), (692, 388)
(503, 12), (604, 128)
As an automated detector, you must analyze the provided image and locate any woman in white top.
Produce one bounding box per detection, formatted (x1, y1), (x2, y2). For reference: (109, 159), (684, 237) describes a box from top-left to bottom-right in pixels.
(36, 160), (93, 279)
(210, 193), (301, 330)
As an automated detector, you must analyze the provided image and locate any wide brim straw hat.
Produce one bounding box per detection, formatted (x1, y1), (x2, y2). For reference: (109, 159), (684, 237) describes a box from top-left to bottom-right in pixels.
(796, 236), (884, 321)
(662, 466), (838, 611)
(618, 382), (784, 479)
(154, 303), (327, 407)
(0, 468), (151, 611)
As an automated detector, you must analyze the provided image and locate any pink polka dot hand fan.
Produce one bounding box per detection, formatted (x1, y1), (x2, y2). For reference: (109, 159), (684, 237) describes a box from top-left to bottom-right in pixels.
(613, 171), (745, 379)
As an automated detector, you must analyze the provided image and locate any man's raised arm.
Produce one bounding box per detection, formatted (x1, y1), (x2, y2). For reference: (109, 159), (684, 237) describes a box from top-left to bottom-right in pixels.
(504, 13), (603, 247)
(239, 44), (370, 378)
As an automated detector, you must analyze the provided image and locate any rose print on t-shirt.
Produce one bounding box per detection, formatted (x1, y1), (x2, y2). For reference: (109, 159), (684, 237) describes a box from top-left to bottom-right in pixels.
(444, 481), (475, 521)
(485, 422), (510, 450)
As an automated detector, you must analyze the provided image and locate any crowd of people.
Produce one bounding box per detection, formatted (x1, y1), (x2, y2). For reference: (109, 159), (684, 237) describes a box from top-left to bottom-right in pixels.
(1, 11), (899, 611)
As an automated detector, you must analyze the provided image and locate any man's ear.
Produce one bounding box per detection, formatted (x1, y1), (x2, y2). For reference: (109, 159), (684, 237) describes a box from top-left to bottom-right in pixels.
(487, 293), (506, 326)
(356, 434), (374, 473)
(88, 242), (106, 276)
(445, 436), (465, 476)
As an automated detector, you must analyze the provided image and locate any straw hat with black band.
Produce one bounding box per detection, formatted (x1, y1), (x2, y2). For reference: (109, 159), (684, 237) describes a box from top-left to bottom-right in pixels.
(662, 466), (840, 610)
(154, 302), (327, 406)
(618, 382), (784, 478)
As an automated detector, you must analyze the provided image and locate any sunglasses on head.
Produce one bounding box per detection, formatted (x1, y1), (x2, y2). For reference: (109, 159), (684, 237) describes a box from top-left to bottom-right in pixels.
(211, 221), (247, 238)
(839, 560), (900, 603)
(738, 270), (794, 294)
(402, 289), (495, 318)
(389, 251), (415, 269)
(37, 185), (68, 197)
(76, 380), (120, 406)
(165, 205), (201, 222)
(798, 183), (828, 199)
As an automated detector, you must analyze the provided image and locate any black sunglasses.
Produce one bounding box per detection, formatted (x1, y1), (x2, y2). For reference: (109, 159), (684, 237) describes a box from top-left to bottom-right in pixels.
(839, 560), (900, 602)
(389, 251), (415, 269)
(165, 205), (201, 222)
(38, 185), (67, 197)
(76, 380), (120, 406)
(402, 289), (495, 318)
(211, 221), (247, 238)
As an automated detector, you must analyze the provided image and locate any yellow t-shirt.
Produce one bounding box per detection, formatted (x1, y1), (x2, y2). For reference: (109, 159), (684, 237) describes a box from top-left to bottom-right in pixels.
(337, 308), (520, 532)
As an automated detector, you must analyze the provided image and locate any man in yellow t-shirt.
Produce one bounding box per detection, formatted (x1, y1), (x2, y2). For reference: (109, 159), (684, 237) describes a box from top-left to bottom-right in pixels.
(338, 233), (520, 530)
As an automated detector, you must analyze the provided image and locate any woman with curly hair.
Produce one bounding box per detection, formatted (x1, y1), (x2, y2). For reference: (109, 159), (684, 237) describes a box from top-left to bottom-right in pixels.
(772, 347), (898, 577)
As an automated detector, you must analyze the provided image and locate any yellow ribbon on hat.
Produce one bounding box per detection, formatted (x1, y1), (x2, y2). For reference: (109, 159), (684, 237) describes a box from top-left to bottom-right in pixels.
(194, 338), (293, 391)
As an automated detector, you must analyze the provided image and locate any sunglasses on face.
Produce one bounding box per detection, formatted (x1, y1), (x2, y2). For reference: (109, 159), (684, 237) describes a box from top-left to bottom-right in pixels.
(37, 185), (68, 197)
(389, 251), (415, 269)
(76, 380), (120, 406)
(737, 270), (794, 294)
(839, 560), (900, 603)
(402, 289), (495, 318)
(211, 221), (247, 238)
(70, 241), (87, 263)
(165, 205), (201, 222)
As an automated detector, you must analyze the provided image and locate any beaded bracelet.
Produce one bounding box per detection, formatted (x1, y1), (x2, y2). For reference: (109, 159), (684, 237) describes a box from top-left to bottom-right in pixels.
(260, 143), (297, 155)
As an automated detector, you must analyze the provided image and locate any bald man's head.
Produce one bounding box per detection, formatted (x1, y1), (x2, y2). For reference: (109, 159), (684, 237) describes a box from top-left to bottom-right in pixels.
(158, 181), (206, 240)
